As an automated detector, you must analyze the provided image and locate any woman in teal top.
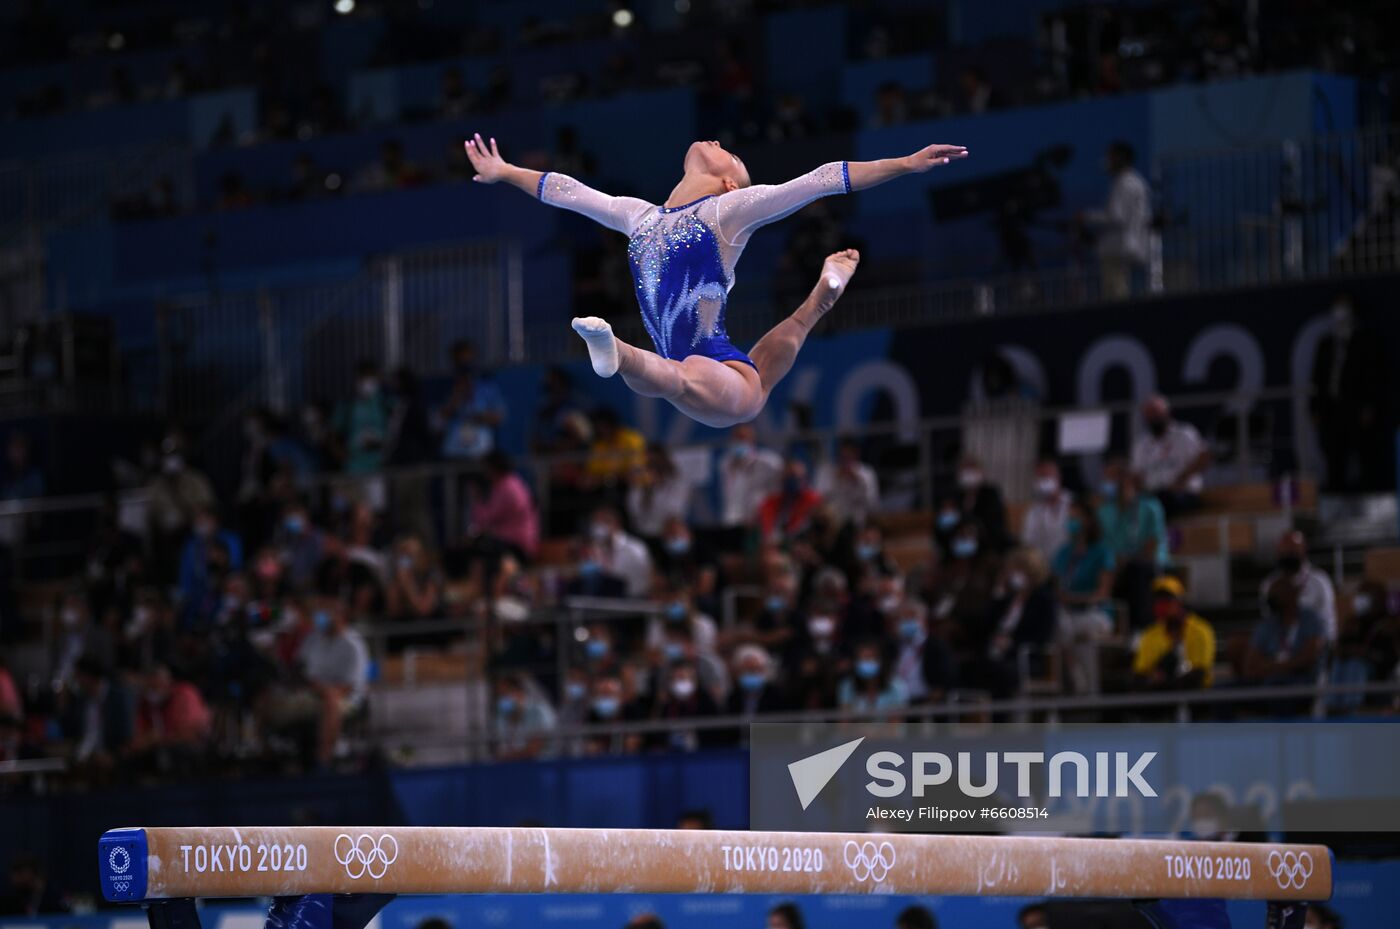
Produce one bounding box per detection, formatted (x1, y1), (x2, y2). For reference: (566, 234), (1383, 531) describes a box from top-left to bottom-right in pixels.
(1100, 468), (1169, 628)
(1052, 496), (1117, 614)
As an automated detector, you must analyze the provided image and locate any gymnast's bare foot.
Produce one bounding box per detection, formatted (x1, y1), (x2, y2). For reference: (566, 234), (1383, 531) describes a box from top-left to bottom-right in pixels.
(813, 249), (860, 315)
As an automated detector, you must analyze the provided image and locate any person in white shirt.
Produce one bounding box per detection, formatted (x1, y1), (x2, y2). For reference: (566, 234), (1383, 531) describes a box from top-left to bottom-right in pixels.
(1130, 394), (1210, 518)
(588, 506), (653, 597)
(625, 443), (693, 539)
(1259, 529), (1338, 642)
(813, 437), (880, 527)
(718, 423), (783, 528)
(1021, 459), (1071, 561)
(1082, 140), (1151, 300)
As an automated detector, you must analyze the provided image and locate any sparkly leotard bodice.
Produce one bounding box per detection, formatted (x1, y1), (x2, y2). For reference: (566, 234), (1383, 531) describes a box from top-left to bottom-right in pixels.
(539, 162), (850, 365)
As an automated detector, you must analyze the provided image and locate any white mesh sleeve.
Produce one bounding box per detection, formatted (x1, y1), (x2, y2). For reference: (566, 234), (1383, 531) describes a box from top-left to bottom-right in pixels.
(538, 173), (655, 236)
(714, 161), (850, 245)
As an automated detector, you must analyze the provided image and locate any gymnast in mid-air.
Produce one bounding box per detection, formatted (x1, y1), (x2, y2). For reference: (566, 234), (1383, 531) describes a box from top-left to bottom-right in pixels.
(464, 132), (968, 428)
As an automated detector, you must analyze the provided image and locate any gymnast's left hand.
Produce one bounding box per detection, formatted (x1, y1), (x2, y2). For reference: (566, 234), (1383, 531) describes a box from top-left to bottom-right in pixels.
(464, 132), (510, 183)
(904, 143), (969, 172)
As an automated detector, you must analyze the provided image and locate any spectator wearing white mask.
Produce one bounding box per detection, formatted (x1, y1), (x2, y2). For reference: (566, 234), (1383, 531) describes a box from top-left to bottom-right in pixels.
(587, 506), (652, 597)
(1131, 394), (1210, 518)
(1021, 459), (1071, 562)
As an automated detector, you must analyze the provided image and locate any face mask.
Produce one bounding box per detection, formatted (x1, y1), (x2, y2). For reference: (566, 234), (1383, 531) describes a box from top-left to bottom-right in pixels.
(1035, 477), (1059, 497)
(856, 543), (879, 562)
(899, 619), (923, 641)
(585, 639), (609, 659)
(162, 454), (184, 474)
(397, 555), (415, 572)
(662, 642), (684, 662)
(131, 606), (153, 630)
(1066, 517), (1083, 537)
(61, 607), (83, 628)
(284, 514), (306, 535)
(565, 681), (587, 701)
(855, 658), (880, 680)
(937, 511), (959, 530)
(809, 616), (835, 638)
(671, 678), (696, 700)
(578, 560), (601, 578)
(879, 595), (901, 613)
(1007, 571), (1028, 592)
(765, 595), (787, 613)
(1100, 480), (1118, 499)
(496, 695), (517, 716)
(951, 537), (978, 559)
(359, 379), (378, 398)
(731, 443), (753, 458)
(1147, 419), (1168, 438)
(958, 469), (982, 490)
(665, 601), (687, 622)
(592, 696), (620, 718)
(590, 523), (610, 542)
(739, 671), (766, 691)
(665, 537), (691, 556)
(1277, 555), (1303, 574)
(1354, 593), (1374, 615)
(313, 610), (332, 632)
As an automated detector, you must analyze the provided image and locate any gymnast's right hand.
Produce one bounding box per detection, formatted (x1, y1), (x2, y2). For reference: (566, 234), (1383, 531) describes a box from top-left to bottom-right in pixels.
(464, 132), (509, 183)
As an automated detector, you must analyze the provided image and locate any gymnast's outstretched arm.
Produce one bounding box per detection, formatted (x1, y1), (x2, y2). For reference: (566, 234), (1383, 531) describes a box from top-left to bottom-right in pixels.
(715, 142), (968, 245)
(464, 132), (653, 235)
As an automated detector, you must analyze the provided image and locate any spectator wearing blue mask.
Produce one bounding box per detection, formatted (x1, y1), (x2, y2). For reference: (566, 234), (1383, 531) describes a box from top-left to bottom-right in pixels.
(844, 524), (900, 587)
(583, 673), (643, 756)
(949, 454), (1011, 552)
(888, 599), (955, 704)
(726, 645), (785, 720)
(927, 518), (1002, 657)
(741, 564), (801, 653)
(492, 672), (557, 761)
(177, 506), (243, 628)
(268, 595), (368, 767)
(838, 640), (908, 714)
(577, 623), (622, 676)
(275, 502), (324, 593)
(564, 539), (627, 598)
(655, 621), (729, 706)
(645, 581), (718, 660)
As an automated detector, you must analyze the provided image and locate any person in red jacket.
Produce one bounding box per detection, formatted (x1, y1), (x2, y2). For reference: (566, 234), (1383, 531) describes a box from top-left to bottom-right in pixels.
(756, 459), (823, 545)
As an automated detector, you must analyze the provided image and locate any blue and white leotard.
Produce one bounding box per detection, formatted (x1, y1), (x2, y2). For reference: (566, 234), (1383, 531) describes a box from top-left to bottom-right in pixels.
(538, 162), (851, 367)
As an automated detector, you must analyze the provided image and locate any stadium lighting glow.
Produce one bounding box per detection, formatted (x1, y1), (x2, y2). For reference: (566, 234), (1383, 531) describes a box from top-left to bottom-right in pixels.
(334, 0), (355, 14)
(612, 8), (635, 27)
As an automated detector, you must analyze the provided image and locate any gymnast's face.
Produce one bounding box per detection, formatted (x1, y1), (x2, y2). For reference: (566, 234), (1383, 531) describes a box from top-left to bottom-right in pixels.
(684, 140), (750, 191)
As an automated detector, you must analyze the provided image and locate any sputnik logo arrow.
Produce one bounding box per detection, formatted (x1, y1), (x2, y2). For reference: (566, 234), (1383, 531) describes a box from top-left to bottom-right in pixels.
(788, 737), (865, 810)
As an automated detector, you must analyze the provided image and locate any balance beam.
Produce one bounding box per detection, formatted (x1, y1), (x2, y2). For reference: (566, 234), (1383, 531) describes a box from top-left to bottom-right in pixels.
(98, 826), (1331, 903)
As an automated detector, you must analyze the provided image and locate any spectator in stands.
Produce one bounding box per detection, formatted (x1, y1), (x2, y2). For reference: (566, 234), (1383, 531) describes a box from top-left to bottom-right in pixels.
(1103, 469), (1169, 629)
(565, 539), (628, 599)
(955, 66), (998, 114)
(582, 672), (643, 755)
(968, 546), (1057, 699)
(1340, 579), (1400, 700)
(336, 502), (387, 605)
(354, 138), (426, 192)
(651, 661), (722, 751)
(493, 673), (558, 760)
(300, 402), (343, 472)
(439, 66), (473, 118)
(336, 359), (392, 476)
(385, 535), (444, 624)
(950, 454), (1011, 551)
(123, 589), (177, 674)
(1244, 576), (1326, 691)
(727, 644), (785, 719)
(656, 619), (729, 705)
(1022, 459), (1071, 562)
(769, 902), (807, 929)
(813, 437), (880, 528)
(1052, 496), (1115, 693)
(889, 597), (955, 704)
(435, 340), (506, 462)
(1311, 294), (1392, 493)
(467, 451), (540, 563)
(757, 460), (823, 546)
(386, 367), (437, 540)
(276, 502), (327, 594)
(646, 580), (719, 657)
(1079, 140), (1151, 299)
(896, 905), (938, 929)
(718, 424), (784, 541)
(785, 600), (845, 710)
(83, 497), (145, 624)
(269, 594), (369, 767)
(60, 655), (134, 768)
(844, 524), (900, 589)
(0, 431), (44, 500)
(1131, 395), (1209, 518)
(871, 81), (910, 128)
(0, 853), (67, 916)
(927, 518), (1002, 655)
(533, 366), (583, 454)
(655, 516), (713, 585)
(1132, 576), (1215, 690)
(838, 640), (908, 714)
(627, 444), (693, 542)
(586, 408), (646, 500)
(589, 506), (653, 597)
(1260, 530), (1337, 642)
(147, 432), (217, 578)
(130, 664), (213, 767)
(177, 506), (243, 627)
(52, 591), (112, 686)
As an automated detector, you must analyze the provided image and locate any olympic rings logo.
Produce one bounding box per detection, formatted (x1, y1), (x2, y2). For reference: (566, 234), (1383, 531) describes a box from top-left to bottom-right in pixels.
(1267, 850), (1313, 890)
(334, 833), (399, 880)
(843, 840), (896, 883)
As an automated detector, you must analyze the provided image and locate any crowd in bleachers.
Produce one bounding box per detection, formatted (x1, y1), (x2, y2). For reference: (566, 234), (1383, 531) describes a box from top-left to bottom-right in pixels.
(3, 340), (1398, 784)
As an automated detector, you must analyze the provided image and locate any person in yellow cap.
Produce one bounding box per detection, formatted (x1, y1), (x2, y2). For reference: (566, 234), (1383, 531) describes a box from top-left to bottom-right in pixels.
(1132, 575), (1216, 689)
